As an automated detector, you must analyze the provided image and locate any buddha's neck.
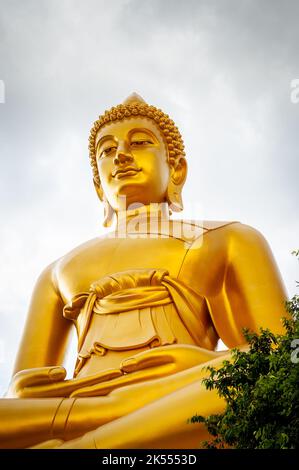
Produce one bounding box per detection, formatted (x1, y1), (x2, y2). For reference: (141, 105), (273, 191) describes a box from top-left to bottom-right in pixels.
(116, 202), (170, 229)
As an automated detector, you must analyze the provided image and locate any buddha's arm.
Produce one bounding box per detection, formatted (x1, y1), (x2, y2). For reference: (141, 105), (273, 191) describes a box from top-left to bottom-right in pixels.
(12, 262), (72, 374)
(207, 223), (288, 347)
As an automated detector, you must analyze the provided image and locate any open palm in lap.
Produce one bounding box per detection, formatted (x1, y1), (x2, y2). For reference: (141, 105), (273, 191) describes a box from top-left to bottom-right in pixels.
(8, 345), (223, 399)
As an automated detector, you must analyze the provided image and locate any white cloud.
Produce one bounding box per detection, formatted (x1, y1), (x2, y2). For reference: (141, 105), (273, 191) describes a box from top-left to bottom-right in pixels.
(0, 0), (298, 394)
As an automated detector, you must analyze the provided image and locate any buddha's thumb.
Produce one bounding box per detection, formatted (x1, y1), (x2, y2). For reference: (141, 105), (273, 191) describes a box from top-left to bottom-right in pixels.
(5, 366), (67, 397)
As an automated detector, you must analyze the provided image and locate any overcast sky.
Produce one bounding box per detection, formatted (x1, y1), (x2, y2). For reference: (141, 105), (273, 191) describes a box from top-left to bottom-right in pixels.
(0, 0), (298, 394)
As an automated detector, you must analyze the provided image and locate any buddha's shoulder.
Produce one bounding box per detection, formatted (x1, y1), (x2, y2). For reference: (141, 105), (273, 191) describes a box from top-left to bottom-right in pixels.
(174, 219), (268, 248)
(207, 220), (267, 240)
(172, 219), (262, 235)
(32, 235), (106, 288)
(54, 233), (111, 268)
(202, 220), (262, 235)
(177, 219), (239, 232)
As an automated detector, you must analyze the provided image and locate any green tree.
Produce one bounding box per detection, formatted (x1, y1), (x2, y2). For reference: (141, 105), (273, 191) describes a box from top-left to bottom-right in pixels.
(194, 252), (299, 449)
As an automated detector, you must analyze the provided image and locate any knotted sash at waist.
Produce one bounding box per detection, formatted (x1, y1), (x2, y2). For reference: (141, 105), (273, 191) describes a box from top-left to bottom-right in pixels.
(94, 285), (171, 314)
(63, 269), (217, 373)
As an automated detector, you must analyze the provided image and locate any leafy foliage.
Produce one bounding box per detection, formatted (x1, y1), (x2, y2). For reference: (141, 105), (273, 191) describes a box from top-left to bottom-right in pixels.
(195, 253), (299, 449)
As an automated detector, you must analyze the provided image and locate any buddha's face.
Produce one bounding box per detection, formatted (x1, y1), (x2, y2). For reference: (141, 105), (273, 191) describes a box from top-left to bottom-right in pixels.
(95, 117), (170, 211)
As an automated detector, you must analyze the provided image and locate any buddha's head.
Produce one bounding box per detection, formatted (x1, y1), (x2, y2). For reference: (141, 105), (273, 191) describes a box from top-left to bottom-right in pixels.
(88, 93), (187, 226)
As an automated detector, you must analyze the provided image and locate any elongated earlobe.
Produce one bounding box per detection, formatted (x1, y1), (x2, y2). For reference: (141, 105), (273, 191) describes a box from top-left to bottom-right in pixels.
(166, 182), (184, 212)
(103, 198), (115, 227)
(93, 178), (115, 227)
(166, 157), (187, 212)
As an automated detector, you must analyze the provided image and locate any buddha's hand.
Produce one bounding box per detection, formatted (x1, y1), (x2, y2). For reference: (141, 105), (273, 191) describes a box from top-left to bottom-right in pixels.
(5, 366), (123, 398)
(120, 344), (224, 373)
(5, 366), (67, 398)
(69, 344), (225, 398)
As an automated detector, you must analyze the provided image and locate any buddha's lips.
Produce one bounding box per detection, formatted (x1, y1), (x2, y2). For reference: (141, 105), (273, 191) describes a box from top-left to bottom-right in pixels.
(112, 167), (142, 178)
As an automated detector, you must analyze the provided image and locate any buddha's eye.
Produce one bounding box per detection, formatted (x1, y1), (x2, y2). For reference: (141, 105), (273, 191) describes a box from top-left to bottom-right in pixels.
(100, 146), (117, 158)
(130, 140), (154, 147)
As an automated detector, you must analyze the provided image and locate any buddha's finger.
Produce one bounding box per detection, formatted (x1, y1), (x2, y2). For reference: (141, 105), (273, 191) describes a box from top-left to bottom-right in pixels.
(120, 348), (174, 373)
(63, 368), (124, 395)
(6, 366), (67, 397)
(70, 363), (175, 397)
(20, 368), (123, 398)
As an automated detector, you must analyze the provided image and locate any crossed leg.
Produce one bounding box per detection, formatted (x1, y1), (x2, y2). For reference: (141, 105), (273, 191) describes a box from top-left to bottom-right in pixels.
(33, 366), (225, 449)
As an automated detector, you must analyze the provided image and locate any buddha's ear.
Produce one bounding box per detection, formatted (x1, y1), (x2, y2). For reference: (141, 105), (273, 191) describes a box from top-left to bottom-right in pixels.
(93, 177), (104, 201)
(93, 178), (115, 227)
(167, 157), (187, 212)
(169, 157), (187, 186)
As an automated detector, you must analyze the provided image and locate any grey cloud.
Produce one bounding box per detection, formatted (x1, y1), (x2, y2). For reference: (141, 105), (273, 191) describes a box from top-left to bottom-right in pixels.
(0, 0), (298, 393)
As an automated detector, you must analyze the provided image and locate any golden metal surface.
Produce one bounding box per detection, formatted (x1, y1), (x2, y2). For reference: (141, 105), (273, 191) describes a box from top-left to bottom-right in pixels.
(0, 94), (288, 448)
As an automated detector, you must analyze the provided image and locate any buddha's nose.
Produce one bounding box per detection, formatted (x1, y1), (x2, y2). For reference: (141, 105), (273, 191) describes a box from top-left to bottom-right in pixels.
(113, 150), (133, 165)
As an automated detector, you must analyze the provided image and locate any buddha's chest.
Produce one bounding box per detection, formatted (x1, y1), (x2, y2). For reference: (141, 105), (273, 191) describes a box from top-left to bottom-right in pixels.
(58, 230), (224, 304)
(96, 236), (188, 276)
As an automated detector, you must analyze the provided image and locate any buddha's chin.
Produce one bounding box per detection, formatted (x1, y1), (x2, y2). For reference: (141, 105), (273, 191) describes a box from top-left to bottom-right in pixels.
(111, 177), (164, 207)
(112, 183), (145, 205)
(114, 178), (146, 196)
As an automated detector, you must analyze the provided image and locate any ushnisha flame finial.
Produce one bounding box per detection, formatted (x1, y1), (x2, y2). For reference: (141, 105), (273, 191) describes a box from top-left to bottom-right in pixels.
(122, 92), (146, 106)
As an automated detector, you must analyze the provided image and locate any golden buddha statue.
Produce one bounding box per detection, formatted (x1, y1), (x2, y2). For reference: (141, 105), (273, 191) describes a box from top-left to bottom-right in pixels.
(0, 93), (287, 449)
